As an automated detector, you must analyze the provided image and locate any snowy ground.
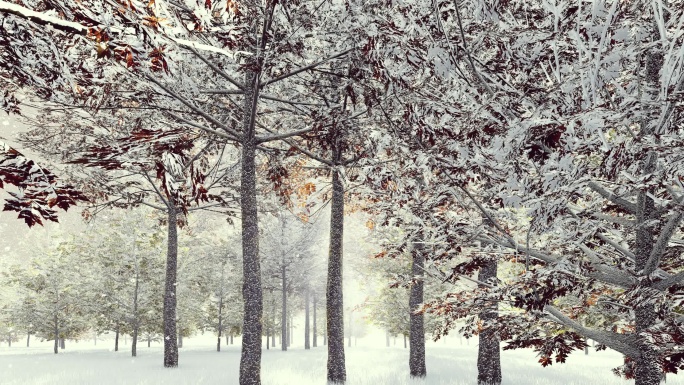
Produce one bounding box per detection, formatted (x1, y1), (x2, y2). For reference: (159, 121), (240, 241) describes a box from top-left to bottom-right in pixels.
(1, 334), (680, 385)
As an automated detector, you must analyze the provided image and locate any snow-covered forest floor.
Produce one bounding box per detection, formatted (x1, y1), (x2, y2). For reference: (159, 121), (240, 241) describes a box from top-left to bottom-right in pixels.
(1, 334), (675, 385)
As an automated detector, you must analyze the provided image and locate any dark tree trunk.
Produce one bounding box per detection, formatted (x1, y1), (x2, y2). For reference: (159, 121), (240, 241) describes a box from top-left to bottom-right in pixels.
(163, 208), (179, 367)
(217, 294), (223, 352)
(313, 291), (317, 348)
(132, 326), (138, 357)
(305, 289), (310, 349)
(132, 266), (140, 357)
(148, 337), (151, 348)
(53, 313), (58, 354)
(266, 326), (270, 350)
(327, 167), (346, 383)
(26, 333), (30, 347)
(409, 241), (426, 377)
(403, 335), (407, 349)
(281, 264), (287, 351)
(231, 334), (234, 345)
(630, 31), (664, 385)
(477, 260), (501, 385)
(217, 262), (225, 353)
(115, 326), (120, 352)
(239, 69), (263, 385)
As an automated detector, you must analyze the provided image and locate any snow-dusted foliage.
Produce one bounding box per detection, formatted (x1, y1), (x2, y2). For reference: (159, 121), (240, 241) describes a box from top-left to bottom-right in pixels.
(0, 141), (87, 226)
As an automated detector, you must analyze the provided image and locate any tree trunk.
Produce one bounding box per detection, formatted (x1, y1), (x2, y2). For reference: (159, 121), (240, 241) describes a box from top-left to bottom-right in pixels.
(148, 337), (151, 348)
(132, 325), (139, 357)
(409, 241), (426, 378)
(281, 264), (287, 352)
(266, 326), (270, 350)
(305, 289), (310, 349)
(217, 296), (223, 352)
(163, 207), (179, 367)
(239, 69), (263, 385)
(8, 337), (11, 347)
(403, 335), (407, 349)
(313, 291), (317, 348)
(26, 333), (30, 347)
(53, 314), (58, 354)
(231, 334), (234, 345)
(630, 29), (664, 385)
(327, 167), (346, 383)
(60, 338), (65, 350)
(132, 264), (140, 357)
(178, 327), (183, 349)
(477, 260), (501, 385)
(115, 326), (120, 352)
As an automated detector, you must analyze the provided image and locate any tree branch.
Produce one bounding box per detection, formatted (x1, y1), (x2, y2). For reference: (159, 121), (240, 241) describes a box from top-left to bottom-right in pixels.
(145, 74), (243, 140)
(260, 48), (354, 87)
(587, 181), (637, 214)
(186, 47), (245, 90)
(595, 233), (635, 259)
(544, 305), (639, 358)
(0, 1), (88, 35)
(166, 111), (239, 142)
(256, 127), (313, 143)
(643, 211), (683, 275)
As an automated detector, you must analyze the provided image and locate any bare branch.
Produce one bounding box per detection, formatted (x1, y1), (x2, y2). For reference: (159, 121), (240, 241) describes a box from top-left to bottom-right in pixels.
(145, 74), (243, 140)
(596, 233), (635, 259)
(260, 48), (354, 87)
(166, 111), (239, 142)
(588, 181), (637, 214)
(544, 305), (640, 358)
(256, 127), (313, 143)
(643, 211), (683, 275)
(186, 47), (245, 90)
(654, 270), (684, 291)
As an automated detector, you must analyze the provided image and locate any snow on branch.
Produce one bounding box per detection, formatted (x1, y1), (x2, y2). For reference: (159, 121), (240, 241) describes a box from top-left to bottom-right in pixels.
(544, 305), (640, 358)
(0, 1), (88, 35)
(643, 211), (684, 275)
(587, 181), (637, 214)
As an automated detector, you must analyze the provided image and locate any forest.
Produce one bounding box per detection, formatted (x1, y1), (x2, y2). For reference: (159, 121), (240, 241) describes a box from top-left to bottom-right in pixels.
(1, 1), (684, 385)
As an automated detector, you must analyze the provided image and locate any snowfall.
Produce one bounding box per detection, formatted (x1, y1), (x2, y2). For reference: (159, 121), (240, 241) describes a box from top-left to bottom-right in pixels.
(2, 330), (679, 385)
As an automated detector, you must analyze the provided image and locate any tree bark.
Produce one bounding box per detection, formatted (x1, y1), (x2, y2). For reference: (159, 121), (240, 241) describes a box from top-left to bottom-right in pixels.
(327, 167), (346, 383)
(132, 262), (140, 357)
(148, 337), (151, 348)
(115, 326), (119, 352)
(477, 260), (501, 385)
(239, 69), (263, 385)
(631, 37), (663, 385)
(26, 333), (30, 347)
(217, 293), (223, 352)
(313, 291), (318, 348)
(281, 264), (287, 351)
(163, 207), (179, 367)
(53, 313), (58, 354)
(409, 241), (426, 377)
(403, 335), (407, 349)
(305, 289), (311, 349)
